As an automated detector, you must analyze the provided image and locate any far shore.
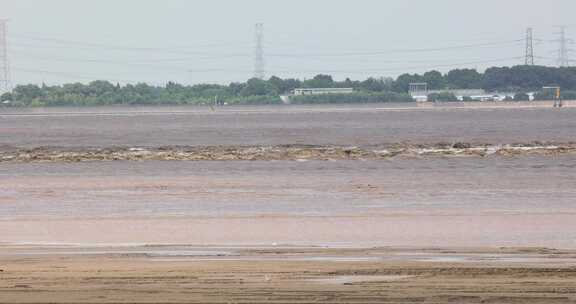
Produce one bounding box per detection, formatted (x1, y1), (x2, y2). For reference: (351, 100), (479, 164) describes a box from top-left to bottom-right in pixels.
(0, 100), (574, 115)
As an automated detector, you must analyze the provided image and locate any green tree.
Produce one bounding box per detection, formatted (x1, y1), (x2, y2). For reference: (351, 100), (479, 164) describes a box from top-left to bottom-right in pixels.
(268, 76), (301, 94)
(240, 78), (277, 96)
(446, 69), (481, 89)
(303, 74), (335, 88)
(392, 73), (423, 93)
(359, 77), (387, 92)
(422, 70), (446, 90)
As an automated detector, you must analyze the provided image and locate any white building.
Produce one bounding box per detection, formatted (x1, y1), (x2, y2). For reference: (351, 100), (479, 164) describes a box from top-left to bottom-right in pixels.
(292, 88), (354, 96)
(280, 88), (355, 104)
(410, 89), (516, 102)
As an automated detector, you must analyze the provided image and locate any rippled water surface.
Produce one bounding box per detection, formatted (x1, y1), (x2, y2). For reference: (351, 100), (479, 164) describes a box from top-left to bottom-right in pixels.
(1, 105), (575, 247)
(1, 157), (574, 219)
(0, 105), (575, 147)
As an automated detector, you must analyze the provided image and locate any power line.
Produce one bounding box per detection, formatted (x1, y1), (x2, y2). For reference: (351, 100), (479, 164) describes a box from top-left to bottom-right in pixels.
(9, 32), (523, 58)
(9, 42), (251, 57)
(11, 56), (522, 86)
(13, 50), (521, 75)
(10, 34), (253, 52)
(3, 29), (540, 85)
(13, 51), (518, 74)
(12, 67), (165, 85)
(186, 56), (522, 74)
(13, 52), (197, 71)
(16, 56), (518, 79)
(287, 57), (523, 73)
(266, 40), (524, 58)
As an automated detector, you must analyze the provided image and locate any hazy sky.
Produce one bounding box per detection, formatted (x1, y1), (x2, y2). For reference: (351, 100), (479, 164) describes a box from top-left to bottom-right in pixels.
(1, 0), (575, 85)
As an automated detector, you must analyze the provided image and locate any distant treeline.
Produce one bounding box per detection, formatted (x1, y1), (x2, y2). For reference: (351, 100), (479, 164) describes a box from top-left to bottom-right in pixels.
(2, 65), (576, 107)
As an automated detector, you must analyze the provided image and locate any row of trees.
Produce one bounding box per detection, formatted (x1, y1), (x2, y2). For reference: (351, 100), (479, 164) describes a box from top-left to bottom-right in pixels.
(2, 65), (576, 107)
(0, 76), (414, 107)
(394, 66), (576, 92)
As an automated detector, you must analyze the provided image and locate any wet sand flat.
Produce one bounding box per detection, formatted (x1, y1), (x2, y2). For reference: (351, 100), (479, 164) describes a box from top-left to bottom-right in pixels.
(1, 246), (576, 304)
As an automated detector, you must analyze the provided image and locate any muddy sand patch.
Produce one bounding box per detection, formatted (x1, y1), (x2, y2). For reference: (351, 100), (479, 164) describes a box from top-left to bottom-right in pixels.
(1, 143), (575, 163)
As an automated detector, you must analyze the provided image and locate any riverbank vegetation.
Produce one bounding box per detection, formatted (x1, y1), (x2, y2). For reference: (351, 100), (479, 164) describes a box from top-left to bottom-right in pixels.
(2, 65), (576, 107)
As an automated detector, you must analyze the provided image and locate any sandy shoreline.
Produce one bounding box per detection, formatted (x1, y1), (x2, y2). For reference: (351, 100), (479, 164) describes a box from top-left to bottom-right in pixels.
(0, 100), (574, 116)
(1, 245), (576, 303)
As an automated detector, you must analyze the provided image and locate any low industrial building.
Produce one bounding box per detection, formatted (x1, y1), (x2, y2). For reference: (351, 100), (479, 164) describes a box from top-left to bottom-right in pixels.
(291, 88), (354, 96)
(410, 89), (517, 102)
(281, 88), (355, 104)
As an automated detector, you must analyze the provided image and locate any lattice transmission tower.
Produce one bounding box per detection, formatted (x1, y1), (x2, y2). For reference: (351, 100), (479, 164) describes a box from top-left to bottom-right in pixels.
(254, 23), (265, 80)
(524, 28), (535, 66)
(556, 26), (572, 67)
(0, 19), (11, 93)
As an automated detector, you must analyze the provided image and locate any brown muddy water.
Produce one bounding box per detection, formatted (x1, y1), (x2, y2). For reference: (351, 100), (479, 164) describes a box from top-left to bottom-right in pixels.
(1, 157), (575, 219)
(2, 105), (576, 304)
(1, 157), (575, 248)
(0, 104), (575, 148)
(0, 105), (575, 248)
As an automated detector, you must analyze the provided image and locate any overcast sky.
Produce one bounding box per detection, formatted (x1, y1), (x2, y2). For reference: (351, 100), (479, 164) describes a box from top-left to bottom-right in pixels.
(1, 0), (575, 86)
